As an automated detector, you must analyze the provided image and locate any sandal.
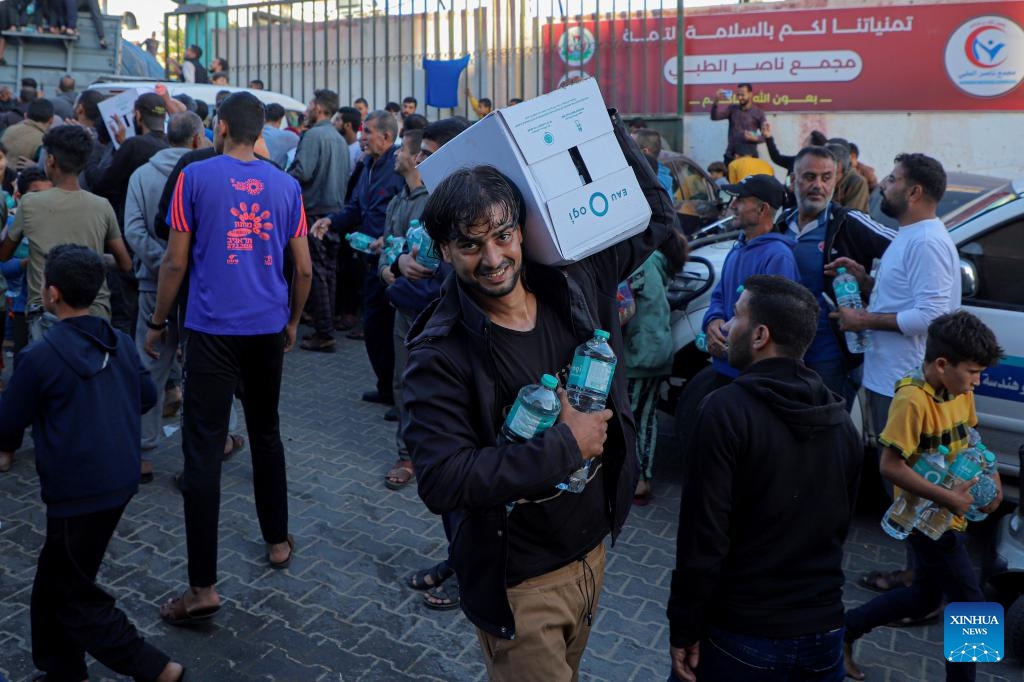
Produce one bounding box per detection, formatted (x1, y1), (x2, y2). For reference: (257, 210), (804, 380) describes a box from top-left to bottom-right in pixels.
(859, 569), (912, 593)
(406, 561), (454, 591)
(267, 534), (294, 569)
(384, 460), (415, 490)
(222, 434), (245, 461)
(423, 579), (460, 611)
(160, 591), (220, 626)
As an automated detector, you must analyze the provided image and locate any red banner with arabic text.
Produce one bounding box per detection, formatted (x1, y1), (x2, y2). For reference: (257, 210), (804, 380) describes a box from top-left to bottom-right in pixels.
(541, 1), (1024, 113)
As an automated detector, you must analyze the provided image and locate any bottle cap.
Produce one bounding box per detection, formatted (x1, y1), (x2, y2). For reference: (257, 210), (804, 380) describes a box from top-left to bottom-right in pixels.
(540, 374), (558, 389)
(594, 329), (610, 340)
(837, 267), (847, 274)
(409, 219), (420, 228)
(736, 285), (745, 294)
(938, 445), (951, 454)
(984, 451), (996, 464)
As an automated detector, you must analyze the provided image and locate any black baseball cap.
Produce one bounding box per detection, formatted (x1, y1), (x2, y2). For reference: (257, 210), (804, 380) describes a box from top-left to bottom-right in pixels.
(721, 174), (787, 209)
(135, 92), (167, 118)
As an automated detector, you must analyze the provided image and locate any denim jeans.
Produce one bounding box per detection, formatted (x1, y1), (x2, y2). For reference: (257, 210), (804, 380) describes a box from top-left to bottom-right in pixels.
(667, 626), (845, 681)
(846, 531), (982, 682)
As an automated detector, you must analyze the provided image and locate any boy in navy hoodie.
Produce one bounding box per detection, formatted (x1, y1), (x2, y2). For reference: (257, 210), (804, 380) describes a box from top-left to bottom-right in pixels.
(0, 245), (185, 682)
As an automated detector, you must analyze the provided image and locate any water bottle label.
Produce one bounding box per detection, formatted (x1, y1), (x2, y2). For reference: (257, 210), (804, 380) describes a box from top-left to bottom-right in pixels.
(912, 456), (946, 485)
(506, 403), (556, 439)
(569, 356), (615, 393)
(949, 457), (981, 481)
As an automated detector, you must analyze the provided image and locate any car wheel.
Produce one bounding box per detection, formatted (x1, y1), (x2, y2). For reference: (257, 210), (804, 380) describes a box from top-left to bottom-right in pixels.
(673, 365), (717, 460)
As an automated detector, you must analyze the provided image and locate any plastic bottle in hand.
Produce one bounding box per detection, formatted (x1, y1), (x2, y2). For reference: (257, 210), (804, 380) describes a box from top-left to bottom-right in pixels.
(499, 374), (561, 444)
(384, 236), (406, 265)
(346, 232), (376, 254)
(880, 445), (949, 540)
(965, 446), (999, 522)
(832, 267), (871, 353)
(559, 330), (617, 494)
(407, 220), (440, 270)
(566, 329), (617, 412)
(915, 451), (982, 540)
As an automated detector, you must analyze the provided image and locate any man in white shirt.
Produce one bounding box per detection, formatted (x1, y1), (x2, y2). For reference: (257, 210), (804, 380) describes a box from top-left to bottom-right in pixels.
(827, 152), (960, 432)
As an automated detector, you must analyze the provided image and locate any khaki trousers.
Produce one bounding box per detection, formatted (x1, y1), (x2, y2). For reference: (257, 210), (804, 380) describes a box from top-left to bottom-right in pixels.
(476, 542), (606, 682)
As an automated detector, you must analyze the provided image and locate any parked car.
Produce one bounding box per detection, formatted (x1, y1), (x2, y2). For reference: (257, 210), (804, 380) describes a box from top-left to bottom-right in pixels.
(87, 80), (307, 126)
(667, 172), (1024, 477)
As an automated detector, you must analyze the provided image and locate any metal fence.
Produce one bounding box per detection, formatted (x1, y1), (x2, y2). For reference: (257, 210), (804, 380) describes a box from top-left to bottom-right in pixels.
(164, 0), (683, 118)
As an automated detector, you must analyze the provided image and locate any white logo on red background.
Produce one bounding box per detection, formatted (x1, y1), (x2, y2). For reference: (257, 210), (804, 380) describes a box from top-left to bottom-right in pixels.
(945, 16), (1024, 97)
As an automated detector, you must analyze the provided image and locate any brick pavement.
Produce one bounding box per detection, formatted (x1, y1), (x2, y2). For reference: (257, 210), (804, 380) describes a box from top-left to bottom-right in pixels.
(0, 330), (1021, 681)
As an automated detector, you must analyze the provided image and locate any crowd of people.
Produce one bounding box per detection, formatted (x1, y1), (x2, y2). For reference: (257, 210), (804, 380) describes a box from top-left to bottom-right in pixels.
(0, 68), (1008, 682)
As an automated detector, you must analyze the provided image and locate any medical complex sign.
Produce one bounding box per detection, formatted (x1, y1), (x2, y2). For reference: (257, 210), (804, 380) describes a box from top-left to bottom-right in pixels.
(541, 1), (1024, 113)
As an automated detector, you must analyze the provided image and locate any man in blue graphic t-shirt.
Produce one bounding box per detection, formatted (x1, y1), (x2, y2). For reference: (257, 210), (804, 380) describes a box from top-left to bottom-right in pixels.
(145, 92), (313, 626)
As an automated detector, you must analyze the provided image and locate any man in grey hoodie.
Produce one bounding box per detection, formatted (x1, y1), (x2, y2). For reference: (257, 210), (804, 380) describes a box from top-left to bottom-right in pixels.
(124, 112), (207, 478)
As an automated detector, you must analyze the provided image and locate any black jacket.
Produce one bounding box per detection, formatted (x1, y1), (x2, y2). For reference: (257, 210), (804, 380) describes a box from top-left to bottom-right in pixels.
(774, 202), (895, 370)
(402, 112), (676, 639)
(94, 130), (169, 228)
(667, 357), (861, 647)
(0, 316), (156, 518)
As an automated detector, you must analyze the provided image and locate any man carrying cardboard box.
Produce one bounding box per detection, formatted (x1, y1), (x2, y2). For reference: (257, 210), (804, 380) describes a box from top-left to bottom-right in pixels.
(400, 109), (677, 678)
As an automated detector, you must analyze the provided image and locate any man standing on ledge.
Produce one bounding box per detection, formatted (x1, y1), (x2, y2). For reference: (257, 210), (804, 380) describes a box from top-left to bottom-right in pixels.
(146, 92), (312, 625)
(710, 82), (766, 164)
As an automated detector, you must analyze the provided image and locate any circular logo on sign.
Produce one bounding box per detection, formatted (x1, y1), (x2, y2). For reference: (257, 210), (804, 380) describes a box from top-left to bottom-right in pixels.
(543, 132), (554, 145)
(945, 15), (1024, 97)
(558, 26), (595, 66)
(589, 192), (609, 217)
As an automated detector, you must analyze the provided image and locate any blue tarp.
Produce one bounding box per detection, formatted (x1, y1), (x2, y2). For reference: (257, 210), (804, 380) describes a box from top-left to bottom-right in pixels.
(120, 41), (165, 79)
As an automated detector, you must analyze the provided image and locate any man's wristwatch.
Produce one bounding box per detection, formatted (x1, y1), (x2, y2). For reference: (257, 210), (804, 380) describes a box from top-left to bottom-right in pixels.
(146, 318), (168, 331)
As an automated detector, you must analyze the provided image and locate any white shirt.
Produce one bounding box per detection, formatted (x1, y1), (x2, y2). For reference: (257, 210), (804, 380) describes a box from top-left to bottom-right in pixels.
(862, 217), (961, 396)
(349, 141), (362, 171)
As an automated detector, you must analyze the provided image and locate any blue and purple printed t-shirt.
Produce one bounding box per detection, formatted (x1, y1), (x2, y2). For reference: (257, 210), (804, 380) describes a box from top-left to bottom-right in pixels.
(168, 155), (307, 335)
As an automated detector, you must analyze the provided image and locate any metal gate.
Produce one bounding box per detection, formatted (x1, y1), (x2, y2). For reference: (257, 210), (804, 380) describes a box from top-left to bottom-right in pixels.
(164, 0), (683, 117)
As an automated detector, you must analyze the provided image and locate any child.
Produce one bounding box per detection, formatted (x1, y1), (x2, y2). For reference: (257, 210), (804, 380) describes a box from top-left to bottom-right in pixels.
(0, 245), (185, 681)
(844, 310), (1004, 682)
(707, 160), (728, 187)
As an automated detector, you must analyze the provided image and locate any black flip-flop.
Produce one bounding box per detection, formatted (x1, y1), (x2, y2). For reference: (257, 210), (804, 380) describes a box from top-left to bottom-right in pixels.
(268, 534), (295, 569)
(423, 580), (460, 611)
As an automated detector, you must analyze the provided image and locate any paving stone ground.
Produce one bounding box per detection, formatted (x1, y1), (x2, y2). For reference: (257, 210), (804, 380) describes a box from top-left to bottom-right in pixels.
(0, 330), (1022, 681)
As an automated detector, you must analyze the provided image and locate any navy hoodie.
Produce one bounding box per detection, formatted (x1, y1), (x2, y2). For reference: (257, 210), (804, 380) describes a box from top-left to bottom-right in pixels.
(0, 316), (156, 518)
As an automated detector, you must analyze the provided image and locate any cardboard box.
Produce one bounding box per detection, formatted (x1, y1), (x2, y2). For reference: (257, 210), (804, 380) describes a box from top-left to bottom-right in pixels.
(418, 79), (652, 265)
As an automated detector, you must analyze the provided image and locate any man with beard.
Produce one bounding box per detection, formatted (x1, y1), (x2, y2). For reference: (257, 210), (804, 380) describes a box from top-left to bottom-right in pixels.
(774, 146), (894, 407)
(702, 174), (799, 387)
(667, 275), (861, 682)
(401, 113), (676, 678)
(826, 153), (960, 601)
(710, 82), (766, 163)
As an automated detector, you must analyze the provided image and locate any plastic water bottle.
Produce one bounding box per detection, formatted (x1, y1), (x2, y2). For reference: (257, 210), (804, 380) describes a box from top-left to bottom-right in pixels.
(567, 329), (617, 412)
(916, 451), (983, 540)
(879, 445), (949, 540)
(346, 232), (376, 254)
(559, 330), (617, 494)
(695, 332), (708, 353)
(407, 220), (440, 270)
(832, 267), (871, 353)
(965, 447), (999, 522)
(499, 374), (561, 444)
(384, 236), (405, 265)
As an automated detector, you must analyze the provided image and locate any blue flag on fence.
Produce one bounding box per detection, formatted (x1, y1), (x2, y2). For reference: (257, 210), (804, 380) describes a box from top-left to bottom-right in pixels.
(423, 55), (471, 108)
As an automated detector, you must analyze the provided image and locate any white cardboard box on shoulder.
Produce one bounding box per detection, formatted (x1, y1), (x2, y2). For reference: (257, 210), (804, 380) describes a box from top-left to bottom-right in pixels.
(417, 78), (652, 265)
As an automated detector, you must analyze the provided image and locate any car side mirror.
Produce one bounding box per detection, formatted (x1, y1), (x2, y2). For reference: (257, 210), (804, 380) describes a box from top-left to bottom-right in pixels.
(960, 258), (978, 299)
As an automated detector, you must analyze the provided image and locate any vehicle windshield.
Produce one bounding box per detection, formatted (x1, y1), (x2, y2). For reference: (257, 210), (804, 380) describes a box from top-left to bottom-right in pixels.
(942, 181), (1018, 229)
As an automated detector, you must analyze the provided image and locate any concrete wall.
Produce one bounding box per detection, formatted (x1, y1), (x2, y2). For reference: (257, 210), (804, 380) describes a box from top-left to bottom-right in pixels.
(682, 112), (1024, 179)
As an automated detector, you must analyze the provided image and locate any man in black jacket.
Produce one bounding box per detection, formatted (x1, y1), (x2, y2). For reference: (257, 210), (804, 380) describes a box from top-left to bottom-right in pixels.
(774, 145), (895, 409)
(402, 113), (675, 679)
(667, 275), (862, 681)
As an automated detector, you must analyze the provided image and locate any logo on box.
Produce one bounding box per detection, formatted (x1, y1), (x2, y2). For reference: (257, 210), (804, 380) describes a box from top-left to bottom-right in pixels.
(944, 602), (1003, 663)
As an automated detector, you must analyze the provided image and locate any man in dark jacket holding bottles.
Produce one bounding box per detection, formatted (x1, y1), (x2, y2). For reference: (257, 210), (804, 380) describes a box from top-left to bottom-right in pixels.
(667, 275), (862, 681)
(401, 110), (676, 679)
